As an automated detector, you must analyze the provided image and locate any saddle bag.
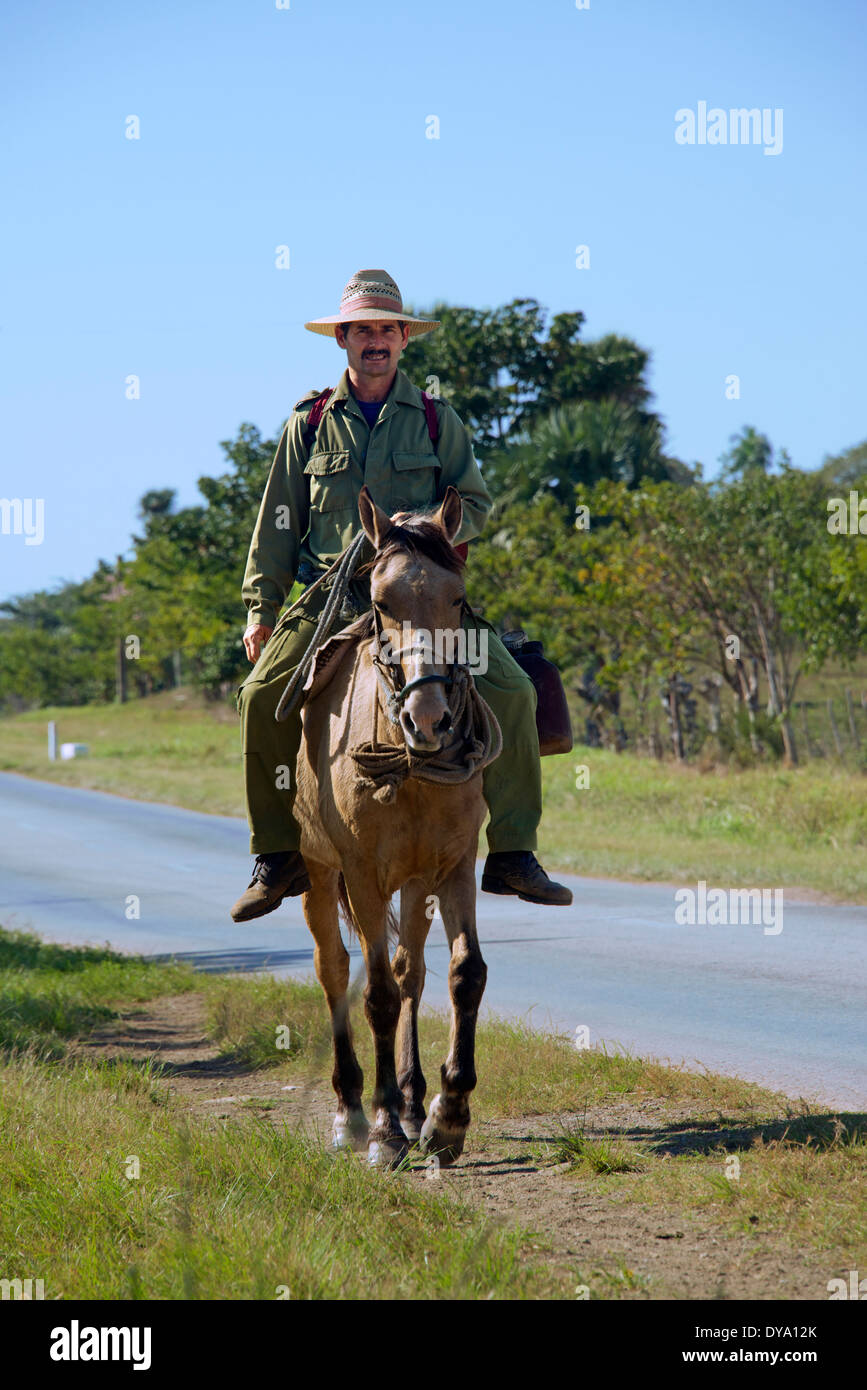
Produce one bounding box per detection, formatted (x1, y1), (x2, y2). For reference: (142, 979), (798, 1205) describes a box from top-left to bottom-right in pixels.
(501, 630), (573, 757)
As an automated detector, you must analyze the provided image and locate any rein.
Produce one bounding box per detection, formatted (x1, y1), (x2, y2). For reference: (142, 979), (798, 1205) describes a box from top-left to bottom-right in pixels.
(274, 530), (369, 723)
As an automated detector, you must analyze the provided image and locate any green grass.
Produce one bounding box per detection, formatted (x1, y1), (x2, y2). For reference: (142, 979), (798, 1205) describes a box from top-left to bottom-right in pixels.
(0, 928), (565, 1299)
(2, 684), (866, 899)
(610, 1117), (867, 1255)
(1, 928), (864, 1298)
(539, 748), (867, 901)
(0, 687), (242, 815)
(205, 973), (777, 1118)
(0, 1056), (562, 1300)
(218, 977), (867, 1261)
(525, 1108), (867, 1258)
(0, 928), (197, 1058)
(546, 1123), (645, 1175)
(206, 973), (330, 1068)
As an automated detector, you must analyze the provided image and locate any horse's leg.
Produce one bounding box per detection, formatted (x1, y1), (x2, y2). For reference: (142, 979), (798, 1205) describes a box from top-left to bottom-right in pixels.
(303, 861), (368, 1151)
(392, 879), (431, 1141)
(342, 870), (408, 1168)
(420, 849), (487, 1166)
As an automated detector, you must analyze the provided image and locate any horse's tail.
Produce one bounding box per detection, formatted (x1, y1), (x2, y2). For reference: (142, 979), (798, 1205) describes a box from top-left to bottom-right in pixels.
(336, 872), (399, 950)
(336, 873), (356, 939)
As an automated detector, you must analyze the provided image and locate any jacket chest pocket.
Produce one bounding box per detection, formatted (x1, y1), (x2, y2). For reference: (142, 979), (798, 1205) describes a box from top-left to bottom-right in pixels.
(391, 452), (440, 511)
(304, 450), (356, 513)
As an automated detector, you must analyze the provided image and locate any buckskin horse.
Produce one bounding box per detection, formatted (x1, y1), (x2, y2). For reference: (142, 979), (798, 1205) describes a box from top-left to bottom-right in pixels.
(292, 484), (501, 1167)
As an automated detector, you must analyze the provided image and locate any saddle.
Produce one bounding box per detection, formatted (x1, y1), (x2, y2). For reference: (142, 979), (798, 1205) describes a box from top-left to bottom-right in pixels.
(301, 613), (374, 704)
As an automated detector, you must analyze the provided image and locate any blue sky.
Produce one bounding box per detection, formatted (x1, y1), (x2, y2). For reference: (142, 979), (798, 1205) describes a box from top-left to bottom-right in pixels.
(1, 0), (865, 603)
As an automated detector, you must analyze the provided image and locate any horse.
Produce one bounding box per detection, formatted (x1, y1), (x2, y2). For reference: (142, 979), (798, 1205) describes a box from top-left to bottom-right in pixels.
(293, 484), (501, 1167)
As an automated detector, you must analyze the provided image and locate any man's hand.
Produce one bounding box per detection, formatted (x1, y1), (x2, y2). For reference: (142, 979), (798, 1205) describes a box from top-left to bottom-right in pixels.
(243, 623), (274, 664)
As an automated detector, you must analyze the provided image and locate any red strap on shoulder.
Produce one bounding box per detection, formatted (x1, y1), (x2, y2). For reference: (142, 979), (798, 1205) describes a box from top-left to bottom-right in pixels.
(303, 389), (333, 448)
(423, 393), (469, 564)
(422, 390), (439, 446)
(308, 389), (332, 428)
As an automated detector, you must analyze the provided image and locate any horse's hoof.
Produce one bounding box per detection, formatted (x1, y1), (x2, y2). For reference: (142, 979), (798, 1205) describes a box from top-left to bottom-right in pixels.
(419, 1097), (467, 1167)
(399, 1112), (425, 1143)
(418, 1124), (465, 1166)
(367, 1134), (410, 1169)
(332, 1111), (369, 1153)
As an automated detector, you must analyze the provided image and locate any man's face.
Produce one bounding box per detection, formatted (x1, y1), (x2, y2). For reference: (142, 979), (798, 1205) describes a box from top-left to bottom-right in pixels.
(336, 320), (410, 385)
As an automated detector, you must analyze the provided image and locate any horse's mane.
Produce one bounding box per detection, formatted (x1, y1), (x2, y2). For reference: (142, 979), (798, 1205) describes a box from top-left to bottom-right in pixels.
(357, 514), (465, 577)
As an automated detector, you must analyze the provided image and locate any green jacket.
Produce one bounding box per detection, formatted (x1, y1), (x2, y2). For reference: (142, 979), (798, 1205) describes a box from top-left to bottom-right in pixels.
(242, 367), (493, 629)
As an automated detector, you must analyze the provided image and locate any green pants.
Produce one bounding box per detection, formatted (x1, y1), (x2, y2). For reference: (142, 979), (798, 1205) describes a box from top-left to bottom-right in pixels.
(237, 589), (541, 856)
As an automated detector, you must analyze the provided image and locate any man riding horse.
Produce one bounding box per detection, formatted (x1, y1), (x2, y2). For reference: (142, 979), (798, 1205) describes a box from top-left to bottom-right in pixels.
(231, 268), (572, 922)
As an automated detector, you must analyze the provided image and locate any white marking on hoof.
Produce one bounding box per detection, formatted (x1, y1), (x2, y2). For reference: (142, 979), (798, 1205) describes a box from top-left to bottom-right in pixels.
(367, 1136), (409, 1170)
(419, 1095), (467, 1166)
(332, 1112), (368, 1152)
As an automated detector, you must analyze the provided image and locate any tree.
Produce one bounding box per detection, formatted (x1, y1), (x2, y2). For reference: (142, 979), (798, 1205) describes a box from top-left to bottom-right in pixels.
(814, 438), (867, 491)
(468, 469), (866, 765)
(718, 425), (790, 480)
(620, 471), (865, 764)
(522, 322), (653, 424)
(468, 484), (699, 752)
(400, 298), (657, 456)
(482, 398), (687, 510)
(137, 488), (176, 523)
(124, 422), (281, 690)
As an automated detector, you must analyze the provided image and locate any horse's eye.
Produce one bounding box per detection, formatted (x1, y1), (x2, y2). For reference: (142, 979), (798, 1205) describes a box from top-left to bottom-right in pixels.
(452, 597), (463, 607)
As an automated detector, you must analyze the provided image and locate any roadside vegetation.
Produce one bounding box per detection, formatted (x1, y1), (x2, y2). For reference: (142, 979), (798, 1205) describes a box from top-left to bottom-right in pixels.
(204, 970), (776, 1117)
(0, 928), (195, 1058)
(1, 1059), (550, 1301)
(2, 692), (865, 900)
(1, 928), (863, 1300)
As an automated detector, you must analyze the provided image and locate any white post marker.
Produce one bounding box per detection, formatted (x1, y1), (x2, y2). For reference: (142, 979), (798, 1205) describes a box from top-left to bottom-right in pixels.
(60, 743), (89, 760)
(47, 720), (57, 761)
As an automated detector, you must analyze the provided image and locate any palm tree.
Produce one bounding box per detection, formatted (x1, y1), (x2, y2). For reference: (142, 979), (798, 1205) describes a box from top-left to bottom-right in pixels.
(485, 399), (678, 511)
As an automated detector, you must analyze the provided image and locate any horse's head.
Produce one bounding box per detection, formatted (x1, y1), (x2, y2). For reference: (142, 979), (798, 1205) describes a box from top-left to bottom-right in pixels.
(358, 484), (466, 754)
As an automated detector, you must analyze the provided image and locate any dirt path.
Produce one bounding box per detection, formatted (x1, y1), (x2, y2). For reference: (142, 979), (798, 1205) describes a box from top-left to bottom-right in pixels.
(74, 994), (840, 1300)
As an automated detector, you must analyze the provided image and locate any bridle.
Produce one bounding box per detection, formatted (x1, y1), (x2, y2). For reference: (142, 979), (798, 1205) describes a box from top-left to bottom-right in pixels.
(351, 556), (502, 800)
(369, 597), (468, 729)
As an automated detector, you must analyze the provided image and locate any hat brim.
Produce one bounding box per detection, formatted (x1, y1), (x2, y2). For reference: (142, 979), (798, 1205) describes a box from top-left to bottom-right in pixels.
(304, 310), (439, 338)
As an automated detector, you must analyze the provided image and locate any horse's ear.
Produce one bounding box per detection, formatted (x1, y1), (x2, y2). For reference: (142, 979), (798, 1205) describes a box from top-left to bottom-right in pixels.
(436, 485), (463, 545)
(358, 485), (394, 549)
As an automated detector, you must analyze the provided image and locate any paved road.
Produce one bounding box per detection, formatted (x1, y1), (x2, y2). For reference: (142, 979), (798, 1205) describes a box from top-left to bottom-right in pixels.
(1, 771), (864, 1110)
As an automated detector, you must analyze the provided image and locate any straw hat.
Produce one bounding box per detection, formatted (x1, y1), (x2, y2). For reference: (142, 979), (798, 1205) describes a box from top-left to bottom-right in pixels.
(304, 269), (439, 338)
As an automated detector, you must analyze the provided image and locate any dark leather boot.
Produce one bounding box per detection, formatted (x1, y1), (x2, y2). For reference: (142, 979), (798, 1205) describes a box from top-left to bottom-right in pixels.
(230, 851), (312, 922)
(481, 851), (573, 906)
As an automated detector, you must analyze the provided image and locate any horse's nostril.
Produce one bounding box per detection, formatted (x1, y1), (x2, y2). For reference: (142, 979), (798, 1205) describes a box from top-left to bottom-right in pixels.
(436, 712), (452, 734)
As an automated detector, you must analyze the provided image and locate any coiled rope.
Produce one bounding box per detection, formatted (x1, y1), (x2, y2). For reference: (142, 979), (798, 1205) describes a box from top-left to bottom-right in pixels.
(351, 660), (502, 804)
